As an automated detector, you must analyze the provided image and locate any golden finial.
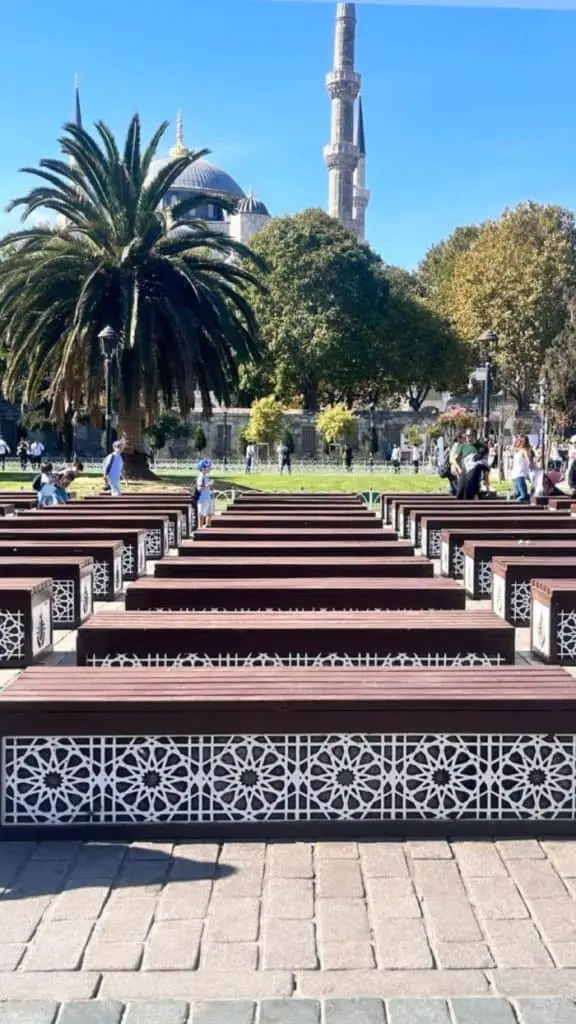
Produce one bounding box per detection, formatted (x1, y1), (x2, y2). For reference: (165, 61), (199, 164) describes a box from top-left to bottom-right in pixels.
(169, 110), (189, 157)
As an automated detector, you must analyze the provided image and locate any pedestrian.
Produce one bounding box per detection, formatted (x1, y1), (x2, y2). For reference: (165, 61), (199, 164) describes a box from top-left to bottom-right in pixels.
(550, 441), (563, 472)
(245, 442), (255, 474)
(412, 444), (421, 474)
(195, 458), (214, 528)
(103, 441), (125, 496)
(0, 436), (10, 470)
(17, 438), (28, 471)
(279, 442), (291, 475)
(558, 436), (576, 498)
(29, 439), (45, 470)
(390, 444), (401, 474)
(454, 429), (484, 500)
(33, 462), (58, 507)
(54, 460), (83, 503)
(510, 435), (532, 503)
(344, 444), (353, 473)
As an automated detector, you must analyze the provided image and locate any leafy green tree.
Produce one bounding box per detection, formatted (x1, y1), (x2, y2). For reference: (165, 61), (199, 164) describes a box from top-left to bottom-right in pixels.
(542, 297), (576, 427)
(404, 425), (423, 447)
(194, 425), (208, 453)
(444, 202), (576, 410)
(245, 209), (389, 411)
(316, 404), (357, 445)
(418, 225), (481, 313)
(0, 115), (264, 475)
(381, 267), (469, 411)
(245, 395), (285, 445)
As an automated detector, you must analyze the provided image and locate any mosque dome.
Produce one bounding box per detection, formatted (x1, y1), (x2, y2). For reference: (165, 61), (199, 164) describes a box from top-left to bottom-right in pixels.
(236, 192), (269, 216)
(148, 112), (245, 211)
(148, 153), (245, 199)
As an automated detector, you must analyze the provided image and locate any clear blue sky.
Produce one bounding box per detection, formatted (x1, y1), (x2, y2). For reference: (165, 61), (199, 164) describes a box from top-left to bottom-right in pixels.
(1, 0), (575, 267)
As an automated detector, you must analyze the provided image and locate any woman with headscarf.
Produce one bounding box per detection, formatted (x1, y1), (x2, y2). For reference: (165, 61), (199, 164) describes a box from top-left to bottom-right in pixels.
(195, 458), (214, 528)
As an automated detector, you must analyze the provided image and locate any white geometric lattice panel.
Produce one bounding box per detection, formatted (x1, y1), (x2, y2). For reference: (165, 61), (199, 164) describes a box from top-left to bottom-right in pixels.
(2, 736), (101, 824)
(52, 580), (75, 624)
(167, 523), (175, 548)
(510, 581), (531, 624)
(122, 545), (136, 578)
(428, 529), (441, 558)
(478, 560), (493, 596)
(92, 561), (110, 598)
(202, 735), (298, 821)
(0, 610), (25, 662)
(558, 610), (576, 662)
(5, 732), (576, 826)
(85, 651), (506, 669)
(102, 736), (201, 822)
(491, 735), (576, 819)
(145, 530), (163, 559)
(452, 545), (465, 579)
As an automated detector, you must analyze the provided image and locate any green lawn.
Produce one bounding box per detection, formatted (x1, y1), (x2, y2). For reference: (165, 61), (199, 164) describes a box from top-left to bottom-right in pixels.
(0, 468), (510, 496)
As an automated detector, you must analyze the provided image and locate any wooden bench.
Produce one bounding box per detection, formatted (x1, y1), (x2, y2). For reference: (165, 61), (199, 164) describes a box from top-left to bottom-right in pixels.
(0, 578), (52, 668)
(390, 497), (507, 537)
(213, 515), (378, 532)
(463, 540), (576, 600)
(27, 510), (171, 561)
(441, 529), (576, 581)
(125, 576), (466, 612)
(492, 557), (576, 626)
(154, 555), (434, 580)
(235, 492), (362, 503)
(422, 512), (572, 560)
(78, 502), (186, 544)
(76, 609), (514, 668)
(531, 579), (576, 665)
(0, 505), (16, 518)
(82, 496), (194, 538)
(0, 527), (147, 580)
(383, 493), (451, 525)
(0, 539), (122, 600)
(0, 556), (93, 628)
(179, 540), (415, 558)
(193, 526), (393, 544)
(3, 664), (575, 833)
(407, 503), (538, 548)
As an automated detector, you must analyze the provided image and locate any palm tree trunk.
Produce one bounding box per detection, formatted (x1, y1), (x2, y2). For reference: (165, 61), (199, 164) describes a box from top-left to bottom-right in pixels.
(116, 400), (156, 480)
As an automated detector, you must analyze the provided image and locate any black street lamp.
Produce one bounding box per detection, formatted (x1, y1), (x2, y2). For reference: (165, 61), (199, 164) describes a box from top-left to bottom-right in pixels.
(98, 326), (117, 455)
(223, 405), (229, 468)
(477, 329), (498, 440)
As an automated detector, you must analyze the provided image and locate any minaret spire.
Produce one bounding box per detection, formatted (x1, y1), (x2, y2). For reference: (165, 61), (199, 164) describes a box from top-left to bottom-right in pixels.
(353, 96), (370, 242)
(73, 74), (82, 129)
(324, 3), (361, 236)
(170, 110), (189, 157)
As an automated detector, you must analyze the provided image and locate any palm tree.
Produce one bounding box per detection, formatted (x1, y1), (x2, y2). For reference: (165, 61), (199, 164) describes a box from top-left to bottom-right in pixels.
(0, 115), (264, 475)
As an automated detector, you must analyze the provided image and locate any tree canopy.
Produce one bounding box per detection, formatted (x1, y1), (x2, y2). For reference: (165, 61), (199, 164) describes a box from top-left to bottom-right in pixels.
(442, 202), (576, 410)
(0, 114), (264, 470)
(243, 209), (389, 411)
(245, 395), (285, 444)
(316, 404), (357, 444)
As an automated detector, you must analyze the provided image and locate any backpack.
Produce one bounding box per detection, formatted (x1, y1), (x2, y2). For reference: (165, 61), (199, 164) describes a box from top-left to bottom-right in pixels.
(437, 452), (451, 479)
(32, 474), (42, 492)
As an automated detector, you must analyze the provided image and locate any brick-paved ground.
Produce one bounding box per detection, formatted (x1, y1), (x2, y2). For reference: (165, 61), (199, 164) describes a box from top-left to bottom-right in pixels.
(2, 837), (576, 1008)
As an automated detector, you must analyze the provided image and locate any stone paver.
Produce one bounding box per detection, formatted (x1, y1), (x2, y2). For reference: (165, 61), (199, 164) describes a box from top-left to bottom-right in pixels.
(7, 838), (576, 1006)
(123, 1003), (189, 1024)
(451, 998), (517, 1023)
(260, 1000), (320, 1023)
(387, 1000), (450, 1023)
(324, 999), (386, 1023)
(193, 1002), (255, 1024)
(515, 999), (576, 1023)
(0, 1004), (58, 1024)
(56, 1004), (123, 1024)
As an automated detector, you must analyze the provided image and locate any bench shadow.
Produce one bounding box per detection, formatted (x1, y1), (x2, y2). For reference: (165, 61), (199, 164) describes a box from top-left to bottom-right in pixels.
(0, 841), (236, 900)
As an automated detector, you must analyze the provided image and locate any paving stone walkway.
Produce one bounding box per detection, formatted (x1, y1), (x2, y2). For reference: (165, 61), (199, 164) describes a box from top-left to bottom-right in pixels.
(4, 997), (576, 1022)
(3, 838), (576, 1008)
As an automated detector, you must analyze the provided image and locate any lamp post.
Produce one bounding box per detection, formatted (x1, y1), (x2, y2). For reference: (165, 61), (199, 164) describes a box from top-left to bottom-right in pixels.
(368, 401), (375, 471)
(223, 406), (229, 469)
(98, 326), (117, 455)
(477, 329), (498, 440)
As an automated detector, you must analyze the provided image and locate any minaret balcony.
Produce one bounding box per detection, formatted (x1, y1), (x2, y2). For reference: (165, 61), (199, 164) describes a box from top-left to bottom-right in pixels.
(325, 69), (361, 101)
(324, 142), (359, 171)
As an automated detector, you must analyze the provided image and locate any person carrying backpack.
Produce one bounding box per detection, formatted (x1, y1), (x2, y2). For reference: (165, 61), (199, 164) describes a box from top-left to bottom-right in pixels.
(103, 441), (125, 496)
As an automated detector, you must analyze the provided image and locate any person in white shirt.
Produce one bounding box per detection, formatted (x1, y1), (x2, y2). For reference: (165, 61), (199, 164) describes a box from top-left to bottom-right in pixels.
(245, 443), (255, 474)
(29, 440), (45, 469)
(412, 445), (421, 474)
(390, 444), (401, 474)
(195, 458), (214, 528)
(35, 462), (58, 506)
(0, 437), (10, 470)
(510, 435), (532, 503)
(103, 441), (125, 496)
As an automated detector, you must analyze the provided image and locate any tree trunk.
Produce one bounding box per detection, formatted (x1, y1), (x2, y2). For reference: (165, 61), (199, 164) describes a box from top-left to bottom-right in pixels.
(117, 400), (156, 481)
